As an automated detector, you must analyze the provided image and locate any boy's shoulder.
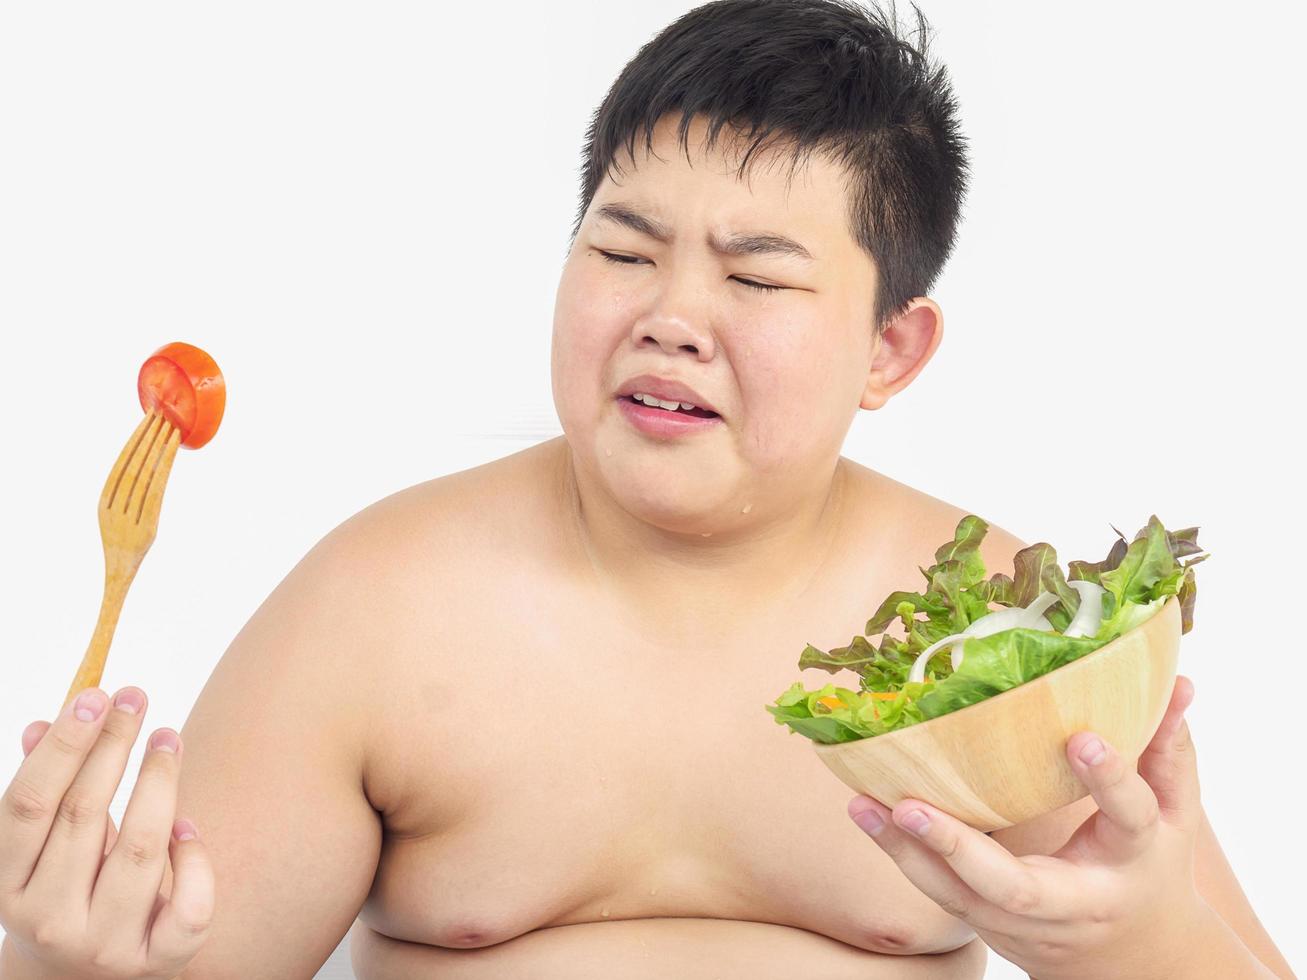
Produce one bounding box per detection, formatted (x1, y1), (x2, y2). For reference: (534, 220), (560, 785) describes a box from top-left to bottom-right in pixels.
(840, 456), (1030, 580)
(314, 444), (1031, 596)
(308, 438), (564, 583)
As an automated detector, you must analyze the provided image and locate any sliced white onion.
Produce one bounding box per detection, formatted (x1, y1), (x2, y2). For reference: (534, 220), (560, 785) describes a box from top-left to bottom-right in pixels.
(907, 590), (1063, 683)
(907, 632), (960, 684)
(1018, 591), (1060, 625)
(1063, 580), (1106, 638)
(946, 605), (1029, 671)
(962, 605), (1032, 638)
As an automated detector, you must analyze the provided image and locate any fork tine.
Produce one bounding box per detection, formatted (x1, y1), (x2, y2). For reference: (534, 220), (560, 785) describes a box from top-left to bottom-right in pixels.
(124, 412), (174, 523)
(135, 422), (182, 527)
(110, 410), (165, 515)
(101, 409), (157, 512)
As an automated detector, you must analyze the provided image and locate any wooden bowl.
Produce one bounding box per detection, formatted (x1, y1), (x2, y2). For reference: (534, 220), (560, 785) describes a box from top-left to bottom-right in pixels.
(812, 595), (1182, 832)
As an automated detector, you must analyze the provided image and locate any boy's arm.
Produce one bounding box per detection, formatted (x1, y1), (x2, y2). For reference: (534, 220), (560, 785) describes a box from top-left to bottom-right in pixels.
(158, 522), (388, 979)
(980, 528), (1296, 980)
(1190, 808), (1296, 979)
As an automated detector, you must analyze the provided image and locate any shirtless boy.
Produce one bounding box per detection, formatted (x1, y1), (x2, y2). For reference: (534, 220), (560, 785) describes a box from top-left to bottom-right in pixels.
(1, 1), (1295, 977)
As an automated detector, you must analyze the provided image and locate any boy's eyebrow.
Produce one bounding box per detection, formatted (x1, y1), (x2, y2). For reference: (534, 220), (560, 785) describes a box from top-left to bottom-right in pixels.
(593, 201), (816, 263)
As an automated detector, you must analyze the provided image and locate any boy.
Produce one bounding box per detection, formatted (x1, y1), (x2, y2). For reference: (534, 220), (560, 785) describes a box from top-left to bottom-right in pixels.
(1, 1), (1294, 977)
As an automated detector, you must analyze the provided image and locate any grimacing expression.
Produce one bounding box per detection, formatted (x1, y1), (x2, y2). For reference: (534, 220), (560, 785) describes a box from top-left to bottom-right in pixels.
(550, 113), (881, 536)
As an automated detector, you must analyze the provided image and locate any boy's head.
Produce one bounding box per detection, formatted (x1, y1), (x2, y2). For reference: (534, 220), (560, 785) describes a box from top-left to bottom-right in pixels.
(552, 0), (969, 534)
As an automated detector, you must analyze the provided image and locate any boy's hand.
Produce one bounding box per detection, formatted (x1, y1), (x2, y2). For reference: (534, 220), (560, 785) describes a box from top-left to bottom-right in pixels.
(848, 675), (1214, 980)
(0, 687), (214, 979)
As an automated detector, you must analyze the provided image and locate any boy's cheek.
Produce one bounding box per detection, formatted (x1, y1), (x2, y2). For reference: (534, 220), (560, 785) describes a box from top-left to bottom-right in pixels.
(549, 324), (613, 417)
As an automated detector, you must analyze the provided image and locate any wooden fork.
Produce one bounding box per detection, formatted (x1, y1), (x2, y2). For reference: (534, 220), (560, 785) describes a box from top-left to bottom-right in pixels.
(61, 408), (182, 712)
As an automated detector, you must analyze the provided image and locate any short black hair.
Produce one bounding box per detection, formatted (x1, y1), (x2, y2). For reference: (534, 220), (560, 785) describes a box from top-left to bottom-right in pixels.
(568, 0), (970, 337)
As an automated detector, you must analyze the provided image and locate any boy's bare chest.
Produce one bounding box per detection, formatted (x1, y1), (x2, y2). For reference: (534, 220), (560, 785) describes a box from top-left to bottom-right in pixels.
(349, 488), (979, 971)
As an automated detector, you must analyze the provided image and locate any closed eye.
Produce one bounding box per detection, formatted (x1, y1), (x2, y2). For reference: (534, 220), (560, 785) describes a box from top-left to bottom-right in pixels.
(595, 250), (787, 293)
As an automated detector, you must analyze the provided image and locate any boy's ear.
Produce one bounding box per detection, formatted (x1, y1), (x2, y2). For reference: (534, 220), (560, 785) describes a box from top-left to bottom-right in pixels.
(860, 297), (943, 411)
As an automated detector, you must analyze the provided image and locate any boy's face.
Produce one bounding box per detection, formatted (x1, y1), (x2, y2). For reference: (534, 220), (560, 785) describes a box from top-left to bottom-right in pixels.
(552, 112), (887, 536)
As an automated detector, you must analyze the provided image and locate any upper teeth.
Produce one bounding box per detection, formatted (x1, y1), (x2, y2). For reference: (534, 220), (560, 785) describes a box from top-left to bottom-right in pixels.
(633, 392), (699, 412)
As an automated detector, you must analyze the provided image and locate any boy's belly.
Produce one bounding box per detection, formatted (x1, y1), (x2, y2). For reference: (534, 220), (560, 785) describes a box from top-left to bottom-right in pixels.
(348, 598), (979, 966)
(349, 916), (988, 978)
(345, 441), (987, 975)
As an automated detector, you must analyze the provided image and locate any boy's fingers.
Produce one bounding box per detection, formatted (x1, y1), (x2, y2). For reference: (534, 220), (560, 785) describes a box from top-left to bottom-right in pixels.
(21, 728), (125, 858)
(23, 738), (121, 860)
(145, 828), (215, 968)
(21, 721), (51, 757)
(1066, 730), (1160, 861)
(1137, 675), (1200, 826)
(104, 813), (120, 857)
(0, 688), (113, 894)
(849, 797), (1023, 931)
(25, 688), (148, 904)
(90, 728), (183, 941)
(879, 798), (1082, 920)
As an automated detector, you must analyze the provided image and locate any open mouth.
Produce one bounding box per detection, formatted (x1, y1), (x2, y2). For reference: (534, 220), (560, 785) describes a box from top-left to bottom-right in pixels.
(618, 395), (720, 419)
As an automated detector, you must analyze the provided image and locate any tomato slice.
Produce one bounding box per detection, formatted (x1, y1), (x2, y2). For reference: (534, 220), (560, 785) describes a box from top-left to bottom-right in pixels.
(136, 342), (226, 449)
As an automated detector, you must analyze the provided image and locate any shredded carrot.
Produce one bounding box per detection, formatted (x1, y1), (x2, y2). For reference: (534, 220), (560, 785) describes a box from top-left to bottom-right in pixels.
(817, 691), (901, 712)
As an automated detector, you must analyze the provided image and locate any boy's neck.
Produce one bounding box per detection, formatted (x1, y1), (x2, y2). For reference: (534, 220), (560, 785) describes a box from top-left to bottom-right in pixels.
(552, 438), (852, 619)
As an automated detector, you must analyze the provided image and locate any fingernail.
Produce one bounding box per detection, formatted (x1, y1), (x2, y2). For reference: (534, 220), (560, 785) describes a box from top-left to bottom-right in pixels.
(114, 689), (144, 715)
(850, 801), (885, 835)
(1079, 737), (1107, 766)
(173, 818), (198, 842)
(74, 690), (107, 722)
(150, 730), (180, 753)
(900, 809), (931, 835)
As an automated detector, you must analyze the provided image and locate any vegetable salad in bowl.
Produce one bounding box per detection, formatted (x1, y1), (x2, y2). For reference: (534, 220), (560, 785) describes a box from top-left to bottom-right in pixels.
(766, 515), (1207, 744)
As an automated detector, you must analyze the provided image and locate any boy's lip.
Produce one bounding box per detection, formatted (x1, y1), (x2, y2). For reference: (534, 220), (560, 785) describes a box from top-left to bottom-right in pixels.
(614, 373), (721, 416)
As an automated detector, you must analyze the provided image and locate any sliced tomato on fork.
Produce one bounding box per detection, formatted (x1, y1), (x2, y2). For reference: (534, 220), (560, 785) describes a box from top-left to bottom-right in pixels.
(136, 341), (226, 449)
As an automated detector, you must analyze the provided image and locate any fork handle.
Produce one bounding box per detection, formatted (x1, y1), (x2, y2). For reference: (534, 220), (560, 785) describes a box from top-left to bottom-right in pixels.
(61, 548), (142, 713)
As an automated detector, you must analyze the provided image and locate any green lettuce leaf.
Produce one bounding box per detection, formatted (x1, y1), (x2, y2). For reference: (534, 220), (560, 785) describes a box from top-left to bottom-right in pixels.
(1010, 542), (1080, 632)
(914, 628), (1106, 720)
(766, 515), (1208, 744)
(764, 680), (935, 743)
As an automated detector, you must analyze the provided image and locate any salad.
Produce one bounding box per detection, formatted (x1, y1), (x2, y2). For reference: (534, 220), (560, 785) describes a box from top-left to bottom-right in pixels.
(766, 515), (1206, 745)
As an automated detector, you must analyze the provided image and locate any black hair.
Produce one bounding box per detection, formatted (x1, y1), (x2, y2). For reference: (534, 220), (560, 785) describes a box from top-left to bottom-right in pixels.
(567, 0), (970, 336)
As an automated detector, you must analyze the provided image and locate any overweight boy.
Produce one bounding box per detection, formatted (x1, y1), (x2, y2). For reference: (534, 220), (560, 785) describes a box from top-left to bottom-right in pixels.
(1, 1), (1294, 977)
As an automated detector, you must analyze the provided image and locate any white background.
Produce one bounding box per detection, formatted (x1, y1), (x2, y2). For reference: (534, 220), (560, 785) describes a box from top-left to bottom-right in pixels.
(1, 2), (1302, 978)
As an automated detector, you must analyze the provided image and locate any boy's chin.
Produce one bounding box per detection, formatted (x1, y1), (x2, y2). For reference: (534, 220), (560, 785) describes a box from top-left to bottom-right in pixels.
(607, 484), (746, 534)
